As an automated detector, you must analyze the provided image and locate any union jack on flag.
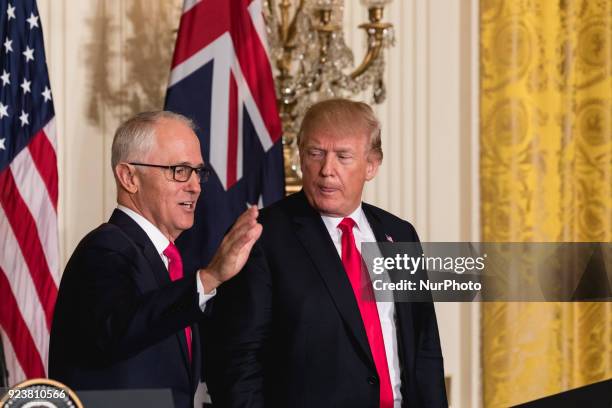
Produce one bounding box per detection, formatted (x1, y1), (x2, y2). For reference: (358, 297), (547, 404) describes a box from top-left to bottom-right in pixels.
(0, 0), (59, 385)
(165, 0), (284, 274)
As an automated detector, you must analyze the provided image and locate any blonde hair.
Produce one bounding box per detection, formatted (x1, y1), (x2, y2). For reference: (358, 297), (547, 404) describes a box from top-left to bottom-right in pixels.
(297, 98), (383, 162)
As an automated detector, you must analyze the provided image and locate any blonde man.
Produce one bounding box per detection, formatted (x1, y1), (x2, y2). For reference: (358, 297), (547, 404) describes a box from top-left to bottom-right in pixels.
(209, 99), (447, 408)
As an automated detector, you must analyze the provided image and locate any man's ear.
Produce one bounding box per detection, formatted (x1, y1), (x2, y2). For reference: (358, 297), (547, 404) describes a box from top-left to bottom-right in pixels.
(115, 163), (139, 194)
(365, 155), (381, 181)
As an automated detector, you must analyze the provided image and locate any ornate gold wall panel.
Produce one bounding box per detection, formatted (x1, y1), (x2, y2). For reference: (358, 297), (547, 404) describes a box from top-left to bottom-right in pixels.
(481, 0), (611, 406)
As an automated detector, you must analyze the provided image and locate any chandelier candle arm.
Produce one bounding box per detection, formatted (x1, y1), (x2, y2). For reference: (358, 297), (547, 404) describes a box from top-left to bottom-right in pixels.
(350, 6), (392, 80)
(262, 0), (395, 193)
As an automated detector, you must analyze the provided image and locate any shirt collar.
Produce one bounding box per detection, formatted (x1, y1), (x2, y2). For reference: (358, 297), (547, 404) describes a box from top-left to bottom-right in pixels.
(320, 205), (367, 233)
(117, 205), (170, 255)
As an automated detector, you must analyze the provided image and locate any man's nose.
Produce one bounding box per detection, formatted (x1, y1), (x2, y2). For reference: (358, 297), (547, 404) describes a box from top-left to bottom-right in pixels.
(185, 171), (201, 194)
(320, 154), (335, 176)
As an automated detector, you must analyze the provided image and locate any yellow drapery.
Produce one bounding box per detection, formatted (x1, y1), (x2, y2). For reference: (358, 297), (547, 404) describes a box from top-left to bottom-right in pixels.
(480, 0), (611, 406)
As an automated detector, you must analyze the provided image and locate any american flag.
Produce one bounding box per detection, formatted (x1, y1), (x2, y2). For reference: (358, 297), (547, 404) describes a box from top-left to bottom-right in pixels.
(0, 0), (59, 384)
(165, 0), (284, 275)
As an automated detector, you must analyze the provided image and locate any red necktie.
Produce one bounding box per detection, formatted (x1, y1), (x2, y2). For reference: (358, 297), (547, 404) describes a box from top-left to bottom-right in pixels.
(338, 218), (393, 408)
(163, 242), (192, 363)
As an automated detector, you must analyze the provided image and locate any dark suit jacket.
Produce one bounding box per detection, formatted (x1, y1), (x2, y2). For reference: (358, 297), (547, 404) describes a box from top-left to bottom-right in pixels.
(49, 209), (206, 408)
(207, 191), (447, 408)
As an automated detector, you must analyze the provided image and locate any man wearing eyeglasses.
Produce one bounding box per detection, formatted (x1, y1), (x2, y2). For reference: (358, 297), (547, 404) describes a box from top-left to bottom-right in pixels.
(49, 111), (261, 408)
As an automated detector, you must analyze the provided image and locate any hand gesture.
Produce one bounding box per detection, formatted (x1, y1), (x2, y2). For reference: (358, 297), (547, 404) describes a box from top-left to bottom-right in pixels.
(199, 206), (262, 292)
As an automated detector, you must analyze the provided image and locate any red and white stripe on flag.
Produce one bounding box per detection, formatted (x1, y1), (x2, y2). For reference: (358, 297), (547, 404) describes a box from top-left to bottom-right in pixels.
(0, 119), (59, 384)
(0, 0), (60, 385)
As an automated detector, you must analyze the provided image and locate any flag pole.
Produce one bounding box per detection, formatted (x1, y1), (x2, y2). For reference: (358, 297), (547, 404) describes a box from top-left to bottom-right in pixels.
(0, 331), (8, 387)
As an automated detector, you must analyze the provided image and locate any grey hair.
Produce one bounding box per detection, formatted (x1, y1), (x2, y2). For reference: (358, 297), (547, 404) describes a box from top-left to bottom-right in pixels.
(111, 110), (196, 170)
(297, 98), (383, 162)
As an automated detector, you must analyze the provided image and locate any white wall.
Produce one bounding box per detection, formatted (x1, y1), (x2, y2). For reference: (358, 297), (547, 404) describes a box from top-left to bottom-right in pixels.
(38, 1), (480, 406)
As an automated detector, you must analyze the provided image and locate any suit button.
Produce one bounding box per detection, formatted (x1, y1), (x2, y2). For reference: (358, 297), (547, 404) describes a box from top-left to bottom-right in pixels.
(367, 376), (378, 385)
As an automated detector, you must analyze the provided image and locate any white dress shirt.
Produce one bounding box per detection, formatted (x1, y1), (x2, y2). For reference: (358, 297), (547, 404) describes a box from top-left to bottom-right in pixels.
(117, 205), (215, 311)
(321, 206), (402, 407)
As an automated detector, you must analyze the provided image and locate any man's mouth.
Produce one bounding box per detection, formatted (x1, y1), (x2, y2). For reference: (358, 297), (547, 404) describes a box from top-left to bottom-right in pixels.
(318, 186), (339, 194)
(179, 201), (195, 210)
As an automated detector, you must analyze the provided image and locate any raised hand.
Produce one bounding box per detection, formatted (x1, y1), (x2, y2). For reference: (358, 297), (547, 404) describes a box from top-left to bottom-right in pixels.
(198, 206), (262, 293)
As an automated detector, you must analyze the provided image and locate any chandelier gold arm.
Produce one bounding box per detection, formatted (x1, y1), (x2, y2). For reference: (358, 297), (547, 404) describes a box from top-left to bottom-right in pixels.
(262, 0), (394, 194)
(350, 7), (391, 79)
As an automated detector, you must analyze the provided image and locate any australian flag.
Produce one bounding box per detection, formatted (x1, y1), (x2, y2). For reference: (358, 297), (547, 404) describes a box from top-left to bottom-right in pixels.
(165, 0), (284, 274)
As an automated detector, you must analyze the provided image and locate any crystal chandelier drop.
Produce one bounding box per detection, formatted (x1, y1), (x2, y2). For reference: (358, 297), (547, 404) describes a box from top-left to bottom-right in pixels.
(262, 0), (395, 192)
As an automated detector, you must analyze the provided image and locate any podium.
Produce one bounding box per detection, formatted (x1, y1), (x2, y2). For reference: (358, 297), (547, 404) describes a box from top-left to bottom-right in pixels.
(513, 379), (612, 408)
(76, 388), (175, 408)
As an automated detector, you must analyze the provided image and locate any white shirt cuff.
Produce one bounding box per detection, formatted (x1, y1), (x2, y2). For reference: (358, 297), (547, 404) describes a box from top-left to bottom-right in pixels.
(196, 273), (216, 312)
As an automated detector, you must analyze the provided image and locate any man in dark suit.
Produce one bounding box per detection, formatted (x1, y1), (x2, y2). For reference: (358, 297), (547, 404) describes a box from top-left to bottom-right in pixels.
(49, 111), (262, 408)
(208, 99), (447, 408)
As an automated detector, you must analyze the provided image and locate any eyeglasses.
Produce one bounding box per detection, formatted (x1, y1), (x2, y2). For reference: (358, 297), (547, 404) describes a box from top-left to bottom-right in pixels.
(128, 162), (210, 183)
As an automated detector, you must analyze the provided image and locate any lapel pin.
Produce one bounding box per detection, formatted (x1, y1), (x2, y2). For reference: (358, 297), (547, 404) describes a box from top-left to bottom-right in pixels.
(385, 234), (394, 242)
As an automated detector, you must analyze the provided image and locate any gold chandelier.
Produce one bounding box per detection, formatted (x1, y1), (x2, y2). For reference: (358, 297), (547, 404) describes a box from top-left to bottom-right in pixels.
(262, 0), (395, 192)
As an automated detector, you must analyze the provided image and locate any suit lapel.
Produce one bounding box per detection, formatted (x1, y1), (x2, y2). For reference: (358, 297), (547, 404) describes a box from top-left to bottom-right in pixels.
(109, 210), (172, 288)
(362, 205), (416, 396)
(108, 209), (194, 376)
(362, 206), (388, 245)
(291, 192), (374, 367)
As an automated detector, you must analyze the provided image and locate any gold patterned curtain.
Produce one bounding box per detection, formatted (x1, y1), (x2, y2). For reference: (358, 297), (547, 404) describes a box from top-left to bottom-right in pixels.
(480, 0), (611, 406)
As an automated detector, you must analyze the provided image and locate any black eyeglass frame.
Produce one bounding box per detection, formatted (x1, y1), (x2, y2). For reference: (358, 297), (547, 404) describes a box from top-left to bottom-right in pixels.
(128, 162), (210, 183)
